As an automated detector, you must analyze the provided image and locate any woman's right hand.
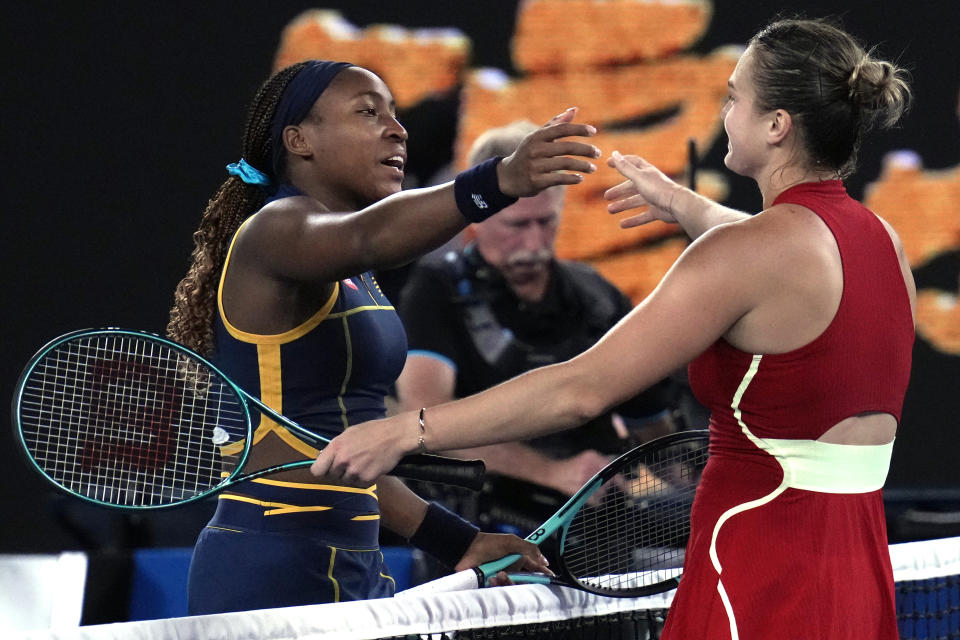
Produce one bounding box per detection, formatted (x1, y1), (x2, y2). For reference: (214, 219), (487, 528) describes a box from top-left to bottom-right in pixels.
(496, 107), (601, 197)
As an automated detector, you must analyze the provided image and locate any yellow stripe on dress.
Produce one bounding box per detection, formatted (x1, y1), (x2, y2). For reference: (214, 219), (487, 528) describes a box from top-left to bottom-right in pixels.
(328, 548), (341, 602)
(378, 550), (396, 588)
(217, 493), (333, 516)
(217, 223), (340, 346)
(250, 476), (378, 497)
(327, 304), (395, 318)
(336, 314), (353, 432)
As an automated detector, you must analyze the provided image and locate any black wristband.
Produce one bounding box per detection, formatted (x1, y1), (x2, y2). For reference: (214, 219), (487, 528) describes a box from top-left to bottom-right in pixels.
(409, 501), (480, 568)
(453, 156), (519, 223)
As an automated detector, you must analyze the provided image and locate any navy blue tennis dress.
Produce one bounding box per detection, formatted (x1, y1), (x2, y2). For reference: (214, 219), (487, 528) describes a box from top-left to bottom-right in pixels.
(187, 187), (408, 615)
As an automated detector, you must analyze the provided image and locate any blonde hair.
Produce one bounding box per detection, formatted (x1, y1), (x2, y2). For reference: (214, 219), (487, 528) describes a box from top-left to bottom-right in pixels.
(467, 120), (539, 167)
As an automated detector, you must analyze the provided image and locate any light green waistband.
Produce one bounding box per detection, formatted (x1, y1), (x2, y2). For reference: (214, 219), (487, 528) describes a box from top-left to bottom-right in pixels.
(758, 437), (894, 493)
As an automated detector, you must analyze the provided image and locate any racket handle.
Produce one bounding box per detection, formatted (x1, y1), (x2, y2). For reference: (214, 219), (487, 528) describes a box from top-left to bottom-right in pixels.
(476, 552), (522, 584)
(396, 567), (484, 597)
(392, 454), (486, 491)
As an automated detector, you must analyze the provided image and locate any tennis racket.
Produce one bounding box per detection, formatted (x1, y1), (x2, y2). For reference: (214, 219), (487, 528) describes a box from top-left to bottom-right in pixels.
(12, 328), (486, 510)
(399, 429), (709, 598)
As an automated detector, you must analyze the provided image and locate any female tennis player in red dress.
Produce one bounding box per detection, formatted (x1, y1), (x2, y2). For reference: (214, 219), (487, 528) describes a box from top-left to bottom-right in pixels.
(312, 18), (915, 639)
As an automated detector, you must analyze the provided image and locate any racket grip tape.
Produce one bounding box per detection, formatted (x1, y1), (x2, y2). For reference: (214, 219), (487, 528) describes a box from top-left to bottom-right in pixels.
(392, 453), (486, 491)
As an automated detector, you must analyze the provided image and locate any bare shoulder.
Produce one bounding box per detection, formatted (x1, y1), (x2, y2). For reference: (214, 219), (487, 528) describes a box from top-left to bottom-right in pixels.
(750, 202), (828, 235)
(653, 212), (774, 311)
(668, 213), (762, 281)
(235, 196), (329, 256)
(685, 202), (823, 264)
(241, 196), (318, 236)
(874, 212), (917, 318)
(674, 202), (838, 314)
(874, 213), (907, 256)
(230, 194), (363, 287)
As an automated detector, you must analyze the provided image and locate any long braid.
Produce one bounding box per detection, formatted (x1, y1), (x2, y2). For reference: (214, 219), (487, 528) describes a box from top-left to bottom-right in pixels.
(167, 62), (309, 355)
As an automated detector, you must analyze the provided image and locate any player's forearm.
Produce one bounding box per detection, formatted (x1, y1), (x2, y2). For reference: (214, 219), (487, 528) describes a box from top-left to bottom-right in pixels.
(421, 360), (608, 453)
(377, 475), (429, 538)
(671, 187), (750, 240)
(444, 442), (557, 480)
(354, 184), (468, 271)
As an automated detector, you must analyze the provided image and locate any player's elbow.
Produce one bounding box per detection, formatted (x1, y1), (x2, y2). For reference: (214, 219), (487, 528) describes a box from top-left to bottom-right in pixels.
(571, 390), (612, 426)
(554, 364), (615, 427)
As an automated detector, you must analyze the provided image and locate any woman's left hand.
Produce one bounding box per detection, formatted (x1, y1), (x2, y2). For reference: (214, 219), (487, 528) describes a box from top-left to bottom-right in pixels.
(457, 532), (553, 586)
(604, 151), (683, 228)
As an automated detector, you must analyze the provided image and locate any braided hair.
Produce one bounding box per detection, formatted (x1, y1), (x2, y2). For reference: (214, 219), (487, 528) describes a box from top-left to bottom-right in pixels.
(167, 62), (309, 355)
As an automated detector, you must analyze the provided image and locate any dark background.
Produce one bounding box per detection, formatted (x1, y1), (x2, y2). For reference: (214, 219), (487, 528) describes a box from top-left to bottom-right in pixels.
(3, 1), (958, 555)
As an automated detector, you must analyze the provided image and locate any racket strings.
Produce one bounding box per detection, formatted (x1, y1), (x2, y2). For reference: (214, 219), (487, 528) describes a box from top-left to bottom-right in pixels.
(561, 439), (708, 594)
(18, 334), (249, 507)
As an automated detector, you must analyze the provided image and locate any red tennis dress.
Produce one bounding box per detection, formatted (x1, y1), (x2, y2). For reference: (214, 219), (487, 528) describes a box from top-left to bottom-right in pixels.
(662, 180), (914, 639)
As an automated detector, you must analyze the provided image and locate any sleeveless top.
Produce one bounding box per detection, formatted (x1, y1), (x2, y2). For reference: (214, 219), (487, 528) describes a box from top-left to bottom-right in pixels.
(211, 185), (408, 518)
(663, 180), (914, 639)
(689, 179), (913, 442)
(213, 265), (406, 443)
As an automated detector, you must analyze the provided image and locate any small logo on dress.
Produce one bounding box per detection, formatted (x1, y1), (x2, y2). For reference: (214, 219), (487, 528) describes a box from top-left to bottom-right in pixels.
(471, 193), (488, 209)
(342, 278), (359, 290)
(211, 427), (230, 445)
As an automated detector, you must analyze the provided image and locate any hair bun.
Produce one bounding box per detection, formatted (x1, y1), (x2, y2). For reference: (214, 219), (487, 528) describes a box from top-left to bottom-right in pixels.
(847, 58), (866, 100)
(848, 56), (910, 128)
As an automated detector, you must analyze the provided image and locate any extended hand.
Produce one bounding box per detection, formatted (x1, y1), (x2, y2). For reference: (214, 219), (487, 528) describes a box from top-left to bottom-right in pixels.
(497, 107), (601, 197)
(311, 416), (407, 486)
(456, 532), (553, 586)
(605, 151), (683, 228)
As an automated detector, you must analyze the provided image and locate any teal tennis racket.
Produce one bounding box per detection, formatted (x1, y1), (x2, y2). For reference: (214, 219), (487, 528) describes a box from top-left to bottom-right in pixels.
(400, 429), (709, 598)
(12, 328), (485, 509)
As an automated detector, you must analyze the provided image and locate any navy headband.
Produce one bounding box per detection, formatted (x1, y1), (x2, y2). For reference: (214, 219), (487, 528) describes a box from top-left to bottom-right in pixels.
(270, 60), (354, 178)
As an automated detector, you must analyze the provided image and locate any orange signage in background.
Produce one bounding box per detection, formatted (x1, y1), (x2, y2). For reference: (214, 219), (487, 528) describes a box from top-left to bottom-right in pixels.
(275, 1), (734, 303)
(865, 151), (960, 354)
(274, 9), (469, 109)
(274, 2), (959, 352)
(457, 0), (736, 301)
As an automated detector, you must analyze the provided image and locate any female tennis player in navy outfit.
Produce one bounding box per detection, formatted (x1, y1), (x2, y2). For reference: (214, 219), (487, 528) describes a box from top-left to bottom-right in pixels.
(313, 19), (915, 639)
(167, 60), (601, 614)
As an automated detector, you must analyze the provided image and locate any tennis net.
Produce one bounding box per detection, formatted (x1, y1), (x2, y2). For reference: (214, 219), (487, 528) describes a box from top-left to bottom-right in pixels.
(14, 535), (960, 640)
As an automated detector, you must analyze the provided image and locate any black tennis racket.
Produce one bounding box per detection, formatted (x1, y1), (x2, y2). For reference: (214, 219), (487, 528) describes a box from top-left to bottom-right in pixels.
(12, 328), (485, 510)
(399, 429), (709, 598)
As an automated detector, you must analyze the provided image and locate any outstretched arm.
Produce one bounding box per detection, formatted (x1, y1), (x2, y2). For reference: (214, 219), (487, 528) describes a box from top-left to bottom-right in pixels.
(446, 443), (611, 497)
(397, 345), (611, 496)
(313, 218), (765, 486)
(246, 109), (601, 285)
(605, 151), (750, 240)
